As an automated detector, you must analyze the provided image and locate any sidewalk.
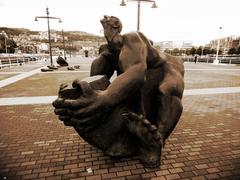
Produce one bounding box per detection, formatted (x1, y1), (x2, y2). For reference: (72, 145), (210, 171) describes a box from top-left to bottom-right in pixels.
(0, 61), (239, 180)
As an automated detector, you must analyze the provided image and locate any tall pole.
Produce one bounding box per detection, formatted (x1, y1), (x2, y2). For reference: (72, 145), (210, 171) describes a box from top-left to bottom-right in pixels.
(35, 7), (61, 67)
(201, 46), (204, 58)
(215, 35), (220, 62)
(120, 0), (157, 31)
(68, 39), (72, 60)
(137, 1), (141, 31)
(46, 7), (53, 66)
(62, 29), (66, 60)
(214, 26), (222, 64)
(4, 36), (7, 53)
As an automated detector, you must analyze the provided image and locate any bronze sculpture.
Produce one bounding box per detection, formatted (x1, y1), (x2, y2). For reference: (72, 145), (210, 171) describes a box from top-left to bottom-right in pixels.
(56, 56), (68, 66)
(53, 15), (184, 168)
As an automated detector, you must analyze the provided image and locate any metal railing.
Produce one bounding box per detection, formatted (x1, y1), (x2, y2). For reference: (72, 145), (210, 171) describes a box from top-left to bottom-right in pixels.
(0, 54), (48, 68)
(182, 56), (240, 64)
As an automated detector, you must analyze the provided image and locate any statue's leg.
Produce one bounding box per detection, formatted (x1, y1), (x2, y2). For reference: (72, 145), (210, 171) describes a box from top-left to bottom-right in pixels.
(156, 94), (183, 141)
(129, 92), (182, 168)
(122, 112), (163, 168)
(151, 62), (184, 143)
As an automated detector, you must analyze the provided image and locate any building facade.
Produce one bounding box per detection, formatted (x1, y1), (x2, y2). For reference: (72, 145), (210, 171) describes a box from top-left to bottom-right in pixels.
(209, 35), (240, 54)
(155, 41), (193, 52)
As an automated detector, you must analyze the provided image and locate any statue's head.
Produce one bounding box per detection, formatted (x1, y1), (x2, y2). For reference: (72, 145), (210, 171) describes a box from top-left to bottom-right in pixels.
(100, 15), (122, 42)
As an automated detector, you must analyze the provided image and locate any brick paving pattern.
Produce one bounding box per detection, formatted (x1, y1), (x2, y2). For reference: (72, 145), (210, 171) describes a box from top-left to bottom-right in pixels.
(0, 61), (240, 179)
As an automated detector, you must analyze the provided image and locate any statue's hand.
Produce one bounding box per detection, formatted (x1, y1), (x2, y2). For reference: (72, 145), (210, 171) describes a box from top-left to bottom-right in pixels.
(52, 98), (73, 126)
(53, 80), (110, 118)
(53, 91), (109, 129)
(61, 90), (109, 117)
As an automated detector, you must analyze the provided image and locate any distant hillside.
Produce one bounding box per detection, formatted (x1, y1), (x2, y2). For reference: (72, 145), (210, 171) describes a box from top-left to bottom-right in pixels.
(0, 27), (38, 35)
(54, 30), (104, 41)
(0, 27), (105, 43)
(66, 31), (97, 36)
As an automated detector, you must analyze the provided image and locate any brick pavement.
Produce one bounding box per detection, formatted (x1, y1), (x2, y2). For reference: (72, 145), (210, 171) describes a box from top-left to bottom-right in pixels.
(0, 62), (240, 179)
(0, 93), (239, 180)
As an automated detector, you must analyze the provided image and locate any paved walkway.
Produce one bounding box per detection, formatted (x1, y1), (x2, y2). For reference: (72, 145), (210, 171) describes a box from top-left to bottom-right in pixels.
(0, 60), (239, 180)
(186, 68), (240, 71)
(0, 66), (45, 88)
(0, 86), (240, 106)
(0, 93), (239, 180)
(0, 96), (57, 106)
(184, 86), (240, 96)
(36, 71), (91, 74)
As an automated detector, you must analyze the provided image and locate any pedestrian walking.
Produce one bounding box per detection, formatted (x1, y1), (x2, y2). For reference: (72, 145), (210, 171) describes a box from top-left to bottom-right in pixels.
(194, 55), (197, 64)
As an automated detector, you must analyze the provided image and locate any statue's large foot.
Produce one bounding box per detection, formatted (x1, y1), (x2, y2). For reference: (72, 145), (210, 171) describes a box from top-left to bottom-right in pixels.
(122, 112), (163, 168)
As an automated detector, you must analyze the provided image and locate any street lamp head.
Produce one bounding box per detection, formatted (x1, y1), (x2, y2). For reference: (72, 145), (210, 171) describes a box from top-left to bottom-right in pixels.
(58, 19), (62, 23)
(120, 0), (126, 6)
(151, 2), (158, 8)
(46, 6), (49, 15)
(34, 17), (38, 21)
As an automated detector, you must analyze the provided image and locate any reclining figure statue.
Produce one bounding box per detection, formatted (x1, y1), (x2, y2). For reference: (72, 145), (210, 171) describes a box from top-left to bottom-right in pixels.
(56, 56), (68, 67)
(53, 15), (184, 168)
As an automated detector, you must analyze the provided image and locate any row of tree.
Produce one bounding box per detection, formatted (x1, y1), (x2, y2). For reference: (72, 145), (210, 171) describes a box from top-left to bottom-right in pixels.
(228, 47), (240, 55)
(163, 46), (240, 56)
(0, 35), (18, 53)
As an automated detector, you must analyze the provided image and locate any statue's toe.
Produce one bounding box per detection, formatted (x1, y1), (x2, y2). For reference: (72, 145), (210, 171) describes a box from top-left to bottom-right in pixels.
(139, 147), (162, 168)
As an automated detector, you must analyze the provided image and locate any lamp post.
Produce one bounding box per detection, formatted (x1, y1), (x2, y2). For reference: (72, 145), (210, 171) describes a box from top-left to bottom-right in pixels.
(0, 31), (8, 53)
(68, 38), (72, 60)
(120, 0), (157, 31)
(214, 26), (223, 64)
(61, 29), (66, 60)
(35, 7), (62, 66)
(201, 45), (204, 58)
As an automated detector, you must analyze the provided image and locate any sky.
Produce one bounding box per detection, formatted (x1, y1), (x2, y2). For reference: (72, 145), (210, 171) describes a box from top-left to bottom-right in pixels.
(0, 0), (240, 45)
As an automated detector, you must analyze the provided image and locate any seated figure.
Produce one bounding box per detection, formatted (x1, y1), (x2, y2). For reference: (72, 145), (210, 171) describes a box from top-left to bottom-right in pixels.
(53, 15), (184, 168)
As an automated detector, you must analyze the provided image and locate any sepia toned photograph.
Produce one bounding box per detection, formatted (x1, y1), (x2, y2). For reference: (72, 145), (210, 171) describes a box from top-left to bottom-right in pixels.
(0, 0), (240, 179)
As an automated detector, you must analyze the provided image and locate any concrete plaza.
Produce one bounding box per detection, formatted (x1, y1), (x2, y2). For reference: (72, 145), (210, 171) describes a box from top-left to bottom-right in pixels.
(0, 57), (239, 180)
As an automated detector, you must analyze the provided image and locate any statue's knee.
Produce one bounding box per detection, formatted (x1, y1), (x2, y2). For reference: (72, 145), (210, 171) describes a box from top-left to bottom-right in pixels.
(173, 96), (183, 114)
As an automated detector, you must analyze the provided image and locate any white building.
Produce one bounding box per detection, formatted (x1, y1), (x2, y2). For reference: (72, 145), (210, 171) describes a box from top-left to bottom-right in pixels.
(39, 31), (62, 42)
(156, 41), (193, 52)
(182, 41), (193, 49)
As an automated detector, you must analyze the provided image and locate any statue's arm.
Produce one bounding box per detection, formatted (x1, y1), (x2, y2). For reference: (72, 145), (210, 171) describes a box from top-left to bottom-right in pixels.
(90, 54), (114, 79)
(102, 41), (147, 106)
(53, 36), (147, 117)
(159, 55), (184, 98)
